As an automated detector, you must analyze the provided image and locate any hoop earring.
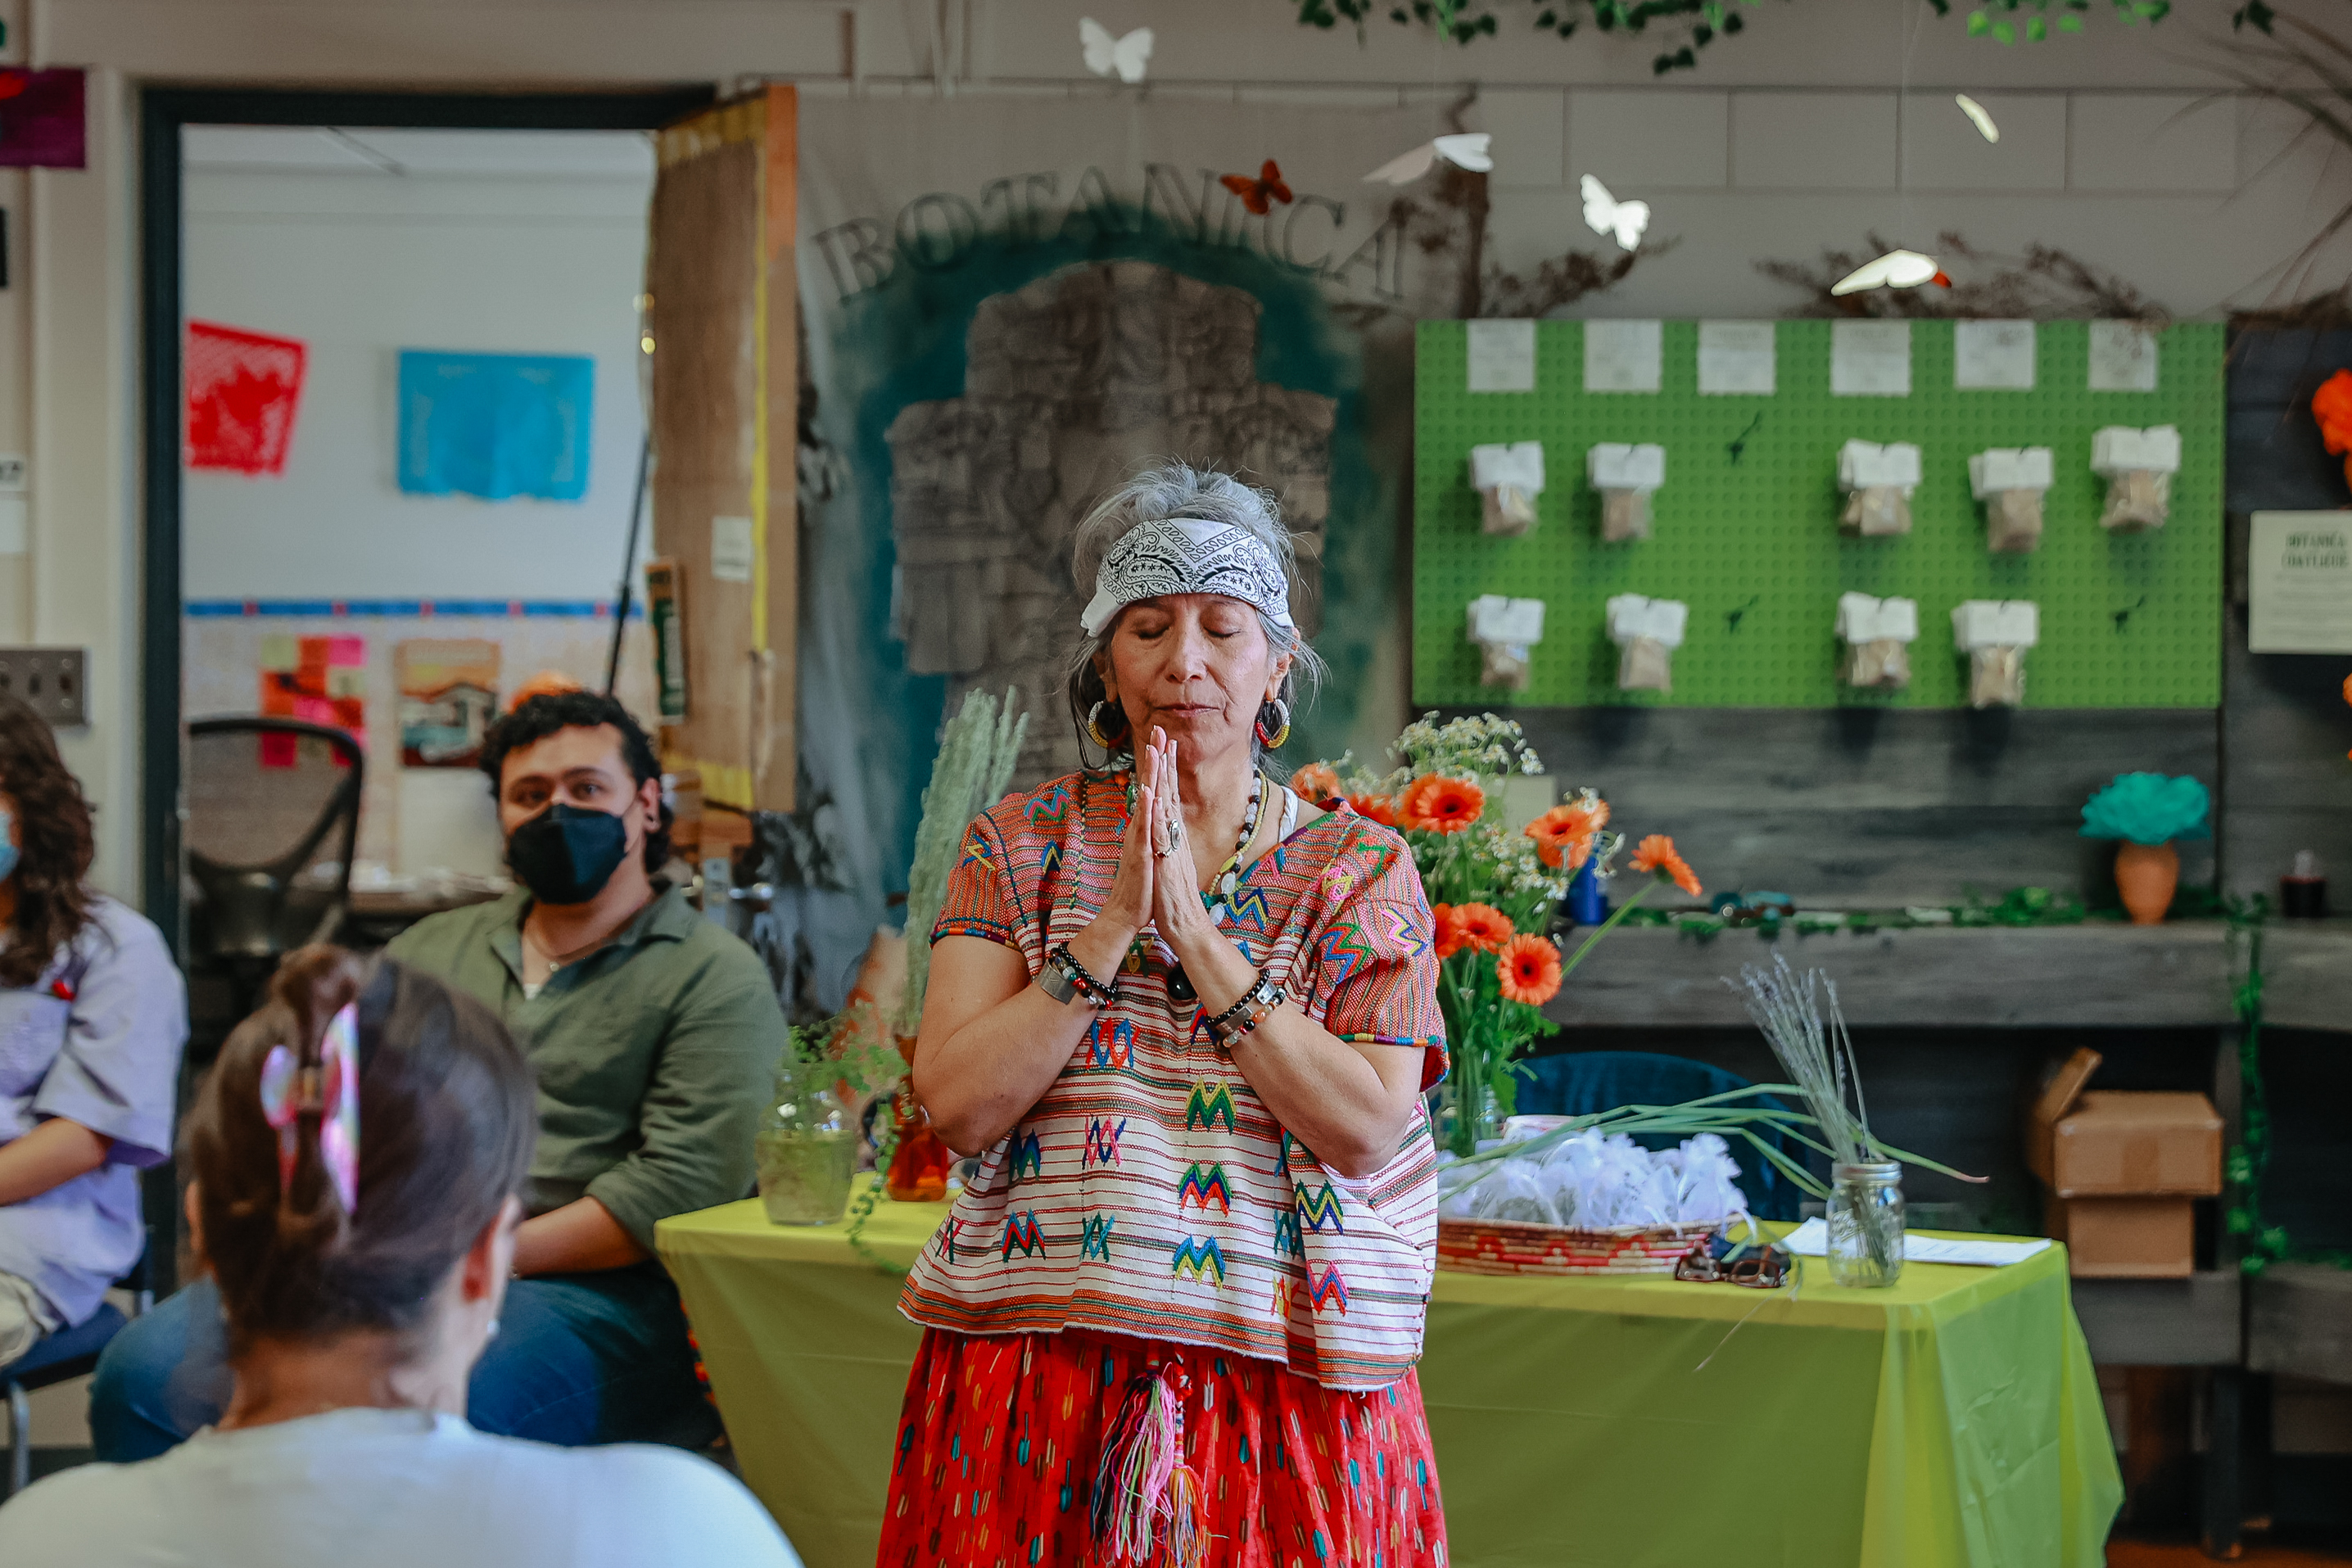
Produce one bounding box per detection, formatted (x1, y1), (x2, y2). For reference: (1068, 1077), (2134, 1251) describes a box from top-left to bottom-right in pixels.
(1085, 700), (1127, 750)
(1255, 698), (1291, 749)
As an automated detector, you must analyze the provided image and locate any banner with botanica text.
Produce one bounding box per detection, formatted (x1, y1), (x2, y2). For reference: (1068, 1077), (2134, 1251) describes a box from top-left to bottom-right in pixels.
(794, 89), (1467, 958)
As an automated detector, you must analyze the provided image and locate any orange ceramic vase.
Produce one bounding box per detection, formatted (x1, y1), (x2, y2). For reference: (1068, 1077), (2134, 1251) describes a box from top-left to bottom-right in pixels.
(2114, 840), (2179, 925)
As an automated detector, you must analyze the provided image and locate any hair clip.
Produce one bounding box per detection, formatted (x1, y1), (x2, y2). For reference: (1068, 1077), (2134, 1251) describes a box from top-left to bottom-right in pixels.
(259, 1001), (361, 1216)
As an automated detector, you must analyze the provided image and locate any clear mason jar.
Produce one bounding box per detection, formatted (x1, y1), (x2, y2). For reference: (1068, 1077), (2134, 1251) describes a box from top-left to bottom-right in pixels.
(754, 1062), (857, 1226)
(1826, 1161), (1906, 1288)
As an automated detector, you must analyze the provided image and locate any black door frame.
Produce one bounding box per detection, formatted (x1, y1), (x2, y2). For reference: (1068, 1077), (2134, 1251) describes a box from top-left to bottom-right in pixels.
(137, 84), (715, 950)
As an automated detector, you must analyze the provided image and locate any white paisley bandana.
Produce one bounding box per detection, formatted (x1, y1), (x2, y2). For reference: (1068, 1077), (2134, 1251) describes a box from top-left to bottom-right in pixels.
(1079, 517), (1295, 635)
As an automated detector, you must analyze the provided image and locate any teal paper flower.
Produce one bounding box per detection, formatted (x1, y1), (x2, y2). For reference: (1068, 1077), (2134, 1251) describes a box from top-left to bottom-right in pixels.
(2079, 773), (2211, 845)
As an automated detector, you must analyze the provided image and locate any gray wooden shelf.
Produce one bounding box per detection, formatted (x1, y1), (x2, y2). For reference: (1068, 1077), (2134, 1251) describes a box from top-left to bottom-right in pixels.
(2258, 921), (2352, 1032)
(1545, 922), (2242, 1029)
(2073, 1272), (2243, 1367)
(2250, 1264), (2352, 1385)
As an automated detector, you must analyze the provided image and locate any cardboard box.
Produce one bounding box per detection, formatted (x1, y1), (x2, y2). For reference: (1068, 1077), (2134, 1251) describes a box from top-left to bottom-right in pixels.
(2024, 1047), (2223, 1198)
(2046, 1194), (2196, 1279)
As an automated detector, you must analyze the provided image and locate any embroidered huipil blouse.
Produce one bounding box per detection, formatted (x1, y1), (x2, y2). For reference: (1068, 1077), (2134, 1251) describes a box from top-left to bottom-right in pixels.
(898, 770), (1447, 1391)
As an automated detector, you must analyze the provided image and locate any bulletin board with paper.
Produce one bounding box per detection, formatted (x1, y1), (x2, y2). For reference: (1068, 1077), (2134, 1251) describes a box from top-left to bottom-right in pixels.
(1412, 319), (2223, 710)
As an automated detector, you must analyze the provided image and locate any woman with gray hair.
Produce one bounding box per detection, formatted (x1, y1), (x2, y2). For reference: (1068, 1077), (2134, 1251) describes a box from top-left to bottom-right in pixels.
(881, 464), (1449, 1567)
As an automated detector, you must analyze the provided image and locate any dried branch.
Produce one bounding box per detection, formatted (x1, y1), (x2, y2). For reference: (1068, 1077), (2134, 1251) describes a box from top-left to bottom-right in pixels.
(1757, 231), (2166, 323)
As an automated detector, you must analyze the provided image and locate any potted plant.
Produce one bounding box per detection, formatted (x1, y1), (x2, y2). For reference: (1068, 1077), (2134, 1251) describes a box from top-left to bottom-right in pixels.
(2079, 772), (2211, 924)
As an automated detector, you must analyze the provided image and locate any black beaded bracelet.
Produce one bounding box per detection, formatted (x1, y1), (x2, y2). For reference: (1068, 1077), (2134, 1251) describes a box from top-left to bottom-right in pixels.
(1204, 971), (1281, 1043)
(1045, 943), (1119, 1008)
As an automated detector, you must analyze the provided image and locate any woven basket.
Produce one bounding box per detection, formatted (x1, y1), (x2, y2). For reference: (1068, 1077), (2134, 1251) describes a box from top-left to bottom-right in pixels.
(1437, 1215), (1717, 1277)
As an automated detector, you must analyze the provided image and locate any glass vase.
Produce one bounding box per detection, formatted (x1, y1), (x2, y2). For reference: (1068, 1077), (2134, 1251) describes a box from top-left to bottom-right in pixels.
(755, 1062), (857, 1226)
(1439, 1068), (1503, 1159)
(1826, 1161), (1906, 1288)
(884, 1088), (954, 1202)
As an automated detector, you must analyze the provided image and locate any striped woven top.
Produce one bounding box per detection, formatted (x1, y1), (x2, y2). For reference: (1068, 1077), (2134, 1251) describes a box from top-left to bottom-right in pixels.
(898, 769), (1448, 1391)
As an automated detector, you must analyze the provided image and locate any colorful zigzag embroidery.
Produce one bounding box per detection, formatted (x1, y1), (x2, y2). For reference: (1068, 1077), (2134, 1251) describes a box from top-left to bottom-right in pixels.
(1272, 1209), (1304, 1257)
(1382, 903), (1427, 960)
(1171, 1236), (1226, 1285)
(1178, 1161), (1232, 1215)
(1083, 1116), (1127, 1169)
(1318, 922), (1374, 984)
(1306, 1263), (1349, 1313)
(1007, 1130), (1044, 1185)
(1186, 1081), (1237, 1132)
(1296, 1182), (1346, 1234)
(1088, 1018), (1133, 1069)
(1080, 1213), (1115, 1260)
(1003, 1211), (1045, 1260)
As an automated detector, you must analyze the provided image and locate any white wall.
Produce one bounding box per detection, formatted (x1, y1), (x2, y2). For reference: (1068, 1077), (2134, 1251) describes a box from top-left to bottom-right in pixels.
(18, 0), (2352, 902)
(183, 129), (654, 601)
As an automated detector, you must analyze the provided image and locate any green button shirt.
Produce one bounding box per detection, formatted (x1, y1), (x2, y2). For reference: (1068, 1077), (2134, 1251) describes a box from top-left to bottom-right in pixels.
(386, 882), (785, 1251)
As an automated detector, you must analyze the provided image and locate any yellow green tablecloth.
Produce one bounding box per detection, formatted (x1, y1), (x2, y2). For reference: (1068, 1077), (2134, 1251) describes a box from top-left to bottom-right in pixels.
(658, 1185), (2120, 1568)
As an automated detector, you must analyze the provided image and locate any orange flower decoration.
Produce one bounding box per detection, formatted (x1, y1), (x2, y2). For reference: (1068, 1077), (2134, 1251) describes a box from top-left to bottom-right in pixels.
(1400, 774), (1486, 834)
(1629, 833), (1703, 898)
(1496, 933), (1564, 1007)
(1450, 901), (1515, 953)
(1431, 903), (1467, 960)
(1524, 798), (1611, 870)
(1290, 762), (1341, 802)
(1349, 793), (1400, 828)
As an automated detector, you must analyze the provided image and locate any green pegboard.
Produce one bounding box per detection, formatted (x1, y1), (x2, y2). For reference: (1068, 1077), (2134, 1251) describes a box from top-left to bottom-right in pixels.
(1412, 320), (2223, 709)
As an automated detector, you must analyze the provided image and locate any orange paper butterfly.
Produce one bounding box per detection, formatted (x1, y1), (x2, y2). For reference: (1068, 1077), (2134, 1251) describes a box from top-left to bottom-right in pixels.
(1220, 160), (1294, 216)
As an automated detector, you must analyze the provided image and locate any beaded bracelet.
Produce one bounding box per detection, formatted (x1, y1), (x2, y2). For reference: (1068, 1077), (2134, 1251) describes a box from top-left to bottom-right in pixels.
(1217, 992), (1282, 1049)
(1044, 943), (1119, 1008)
(1204, 971), (1281, 1044)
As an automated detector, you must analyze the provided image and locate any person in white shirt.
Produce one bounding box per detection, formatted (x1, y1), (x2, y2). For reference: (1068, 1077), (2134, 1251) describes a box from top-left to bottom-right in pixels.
(0, 944), (799, 1568)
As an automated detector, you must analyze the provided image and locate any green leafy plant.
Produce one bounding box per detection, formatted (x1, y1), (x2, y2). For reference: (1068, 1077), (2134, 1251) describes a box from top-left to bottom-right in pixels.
(1925, 0), (2168, 45)
(2079, 771), (2212, 845)
(1291, 0), (1776, 75)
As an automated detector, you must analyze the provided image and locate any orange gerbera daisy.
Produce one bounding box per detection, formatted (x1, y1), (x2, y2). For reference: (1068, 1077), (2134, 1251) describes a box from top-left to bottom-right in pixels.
(1290, 761), (1341, 802)
(1400, 774), (1486, 834)
(1496, 933), (1564, 1007)
(1348, 793), (1400, 828)
(1629, 833), (1703, 898)
(1450, 901), (1515, 953)
(1524, 797), (1611, 870)
(1431, 902), (1467, 960)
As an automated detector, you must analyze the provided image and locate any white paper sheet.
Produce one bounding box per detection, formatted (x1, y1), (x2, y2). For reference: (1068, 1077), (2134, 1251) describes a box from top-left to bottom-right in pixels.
(1698, 320), (1775, 395)
(2087, 320), (2160, 392)
(1583, 319), (1663, 394)
(1830, 320), (1912, 397)
(1780, 1217), (2053, 1267)
(1468, 319), (1538, 393)
(1953, 319), (2036, 391)
(2249, 511), (2352, 653)
(711, 514), (757, 583)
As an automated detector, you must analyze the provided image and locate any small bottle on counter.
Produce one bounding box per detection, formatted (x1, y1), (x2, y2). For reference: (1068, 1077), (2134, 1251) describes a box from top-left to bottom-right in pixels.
(2282, 850), (2329, 920)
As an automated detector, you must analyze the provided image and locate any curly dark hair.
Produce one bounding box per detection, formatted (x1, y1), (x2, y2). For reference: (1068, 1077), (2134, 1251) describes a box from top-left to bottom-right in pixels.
(0, 694), (96, 987)
(477, 691), (672, 873)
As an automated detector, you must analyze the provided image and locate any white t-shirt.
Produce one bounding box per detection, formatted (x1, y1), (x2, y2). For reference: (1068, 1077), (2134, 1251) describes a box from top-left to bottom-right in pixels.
(0, 1407), (803, 1568)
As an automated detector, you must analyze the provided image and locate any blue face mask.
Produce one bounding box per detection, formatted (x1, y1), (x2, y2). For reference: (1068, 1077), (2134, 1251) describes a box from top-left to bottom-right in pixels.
(0, 806), (16, 884)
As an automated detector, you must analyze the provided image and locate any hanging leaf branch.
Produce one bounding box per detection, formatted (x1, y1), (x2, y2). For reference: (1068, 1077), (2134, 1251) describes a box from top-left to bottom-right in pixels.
(1291, 0), (1777, 75)
(1925, 0), (2169, 45)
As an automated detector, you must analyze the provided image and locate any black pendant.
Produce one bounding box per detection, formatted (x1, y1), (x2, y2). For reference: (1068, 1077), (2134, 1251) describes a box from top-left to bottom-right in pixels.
(1167, 963), (1195, 1002)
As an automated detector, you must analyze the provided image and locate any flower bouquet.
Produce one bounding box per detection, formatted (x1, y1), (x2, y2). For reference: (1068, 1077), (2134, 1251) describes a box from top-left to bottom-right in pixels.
(1296, 713), (1704, 1156)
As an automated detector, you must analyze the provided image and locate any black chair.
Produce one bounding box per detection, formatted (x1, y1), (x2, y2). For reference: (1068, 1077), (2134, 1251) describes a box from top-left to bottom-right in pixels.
(184, 716), (364, 1061)
(0, 1233), (153, 1497)
(1511, 1051), (1813, 1222)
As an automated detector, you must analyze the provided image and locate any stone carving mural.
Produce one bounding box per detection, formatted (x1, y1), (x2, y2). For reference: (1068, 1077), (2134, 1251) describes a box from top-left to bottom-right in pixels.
(885, 260), (1337, 779)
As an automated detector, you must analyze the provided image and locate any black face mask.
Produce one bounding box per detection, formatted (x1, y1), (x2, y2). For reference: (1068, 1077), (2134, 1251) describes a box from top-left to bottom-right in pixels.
(507, 802), (632, 906)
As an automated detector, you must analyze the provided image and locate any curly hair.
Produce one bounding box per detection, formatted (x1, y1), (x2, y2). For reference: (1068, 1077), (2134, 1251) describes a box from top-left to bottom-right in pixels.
(0, 694), (96, 987)
(477, 689), (672, 872)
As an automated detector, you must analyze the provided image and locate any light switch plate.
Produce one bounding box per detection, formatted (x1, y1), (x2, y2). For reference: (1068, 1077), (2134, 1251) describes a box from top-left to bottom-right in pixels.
(0, 648), (88, 725)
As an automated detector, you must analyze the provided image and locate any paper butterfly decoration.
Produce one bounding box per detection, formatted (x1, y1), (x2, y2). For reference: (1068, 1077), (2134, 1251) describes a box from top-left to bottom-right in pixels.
(1221, 160), (1294, 216)
(1362, 132), (1494, 184)
(1830, 250), (1952, 296)
(1079, 18), (1153, 84)
(260, 1001), (362, 1216)
(1578, 174), (1649, 251)
(1954, 93), (1999, 143)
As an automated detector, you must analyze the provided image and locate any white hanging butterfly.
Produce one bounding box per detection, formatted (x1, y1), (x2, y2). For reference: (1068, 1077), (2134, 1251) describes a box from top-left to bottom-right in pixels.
(1079, 18), (1153, 84)
(1830, 250), (1951, 296)
(1579, 174), (1650, 252)
(1362, 132), (1494, 185)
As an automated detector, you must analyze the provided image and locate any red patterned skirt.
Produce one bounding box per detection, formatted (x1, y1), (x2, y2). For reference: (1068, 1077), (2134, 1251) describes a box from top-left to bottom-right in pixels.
(876, 1326), (1447, 1568)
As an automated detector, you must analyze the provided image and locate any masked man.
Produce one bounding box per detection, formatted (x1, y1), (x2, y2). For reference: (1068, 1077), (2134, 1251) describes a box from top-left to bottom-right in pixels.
(92, 692), (785, 1457)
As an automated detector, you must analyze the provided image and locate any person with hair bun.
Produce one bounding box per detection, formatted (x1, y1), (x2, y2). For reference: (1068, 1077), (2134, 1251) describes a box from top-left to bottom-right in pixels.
(0, 694), (186, 1368)
(94, 689), (785, 1456)
(0, 947), (800, 1567)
